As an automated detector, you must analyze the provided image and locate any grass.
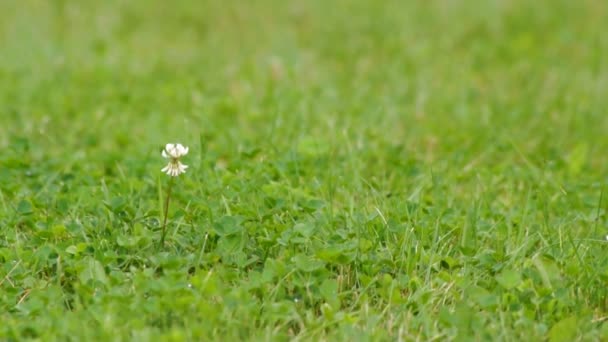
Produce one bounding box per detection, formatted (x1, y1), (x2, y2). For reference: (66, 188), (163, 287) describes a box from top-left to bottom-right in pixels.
(1, 0), (608, 340)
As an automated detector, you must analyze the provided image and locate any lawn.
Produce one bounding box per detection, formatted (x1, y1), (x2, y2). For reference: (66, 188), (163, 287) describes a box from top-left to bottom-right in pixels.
(1, 0), (608, 340)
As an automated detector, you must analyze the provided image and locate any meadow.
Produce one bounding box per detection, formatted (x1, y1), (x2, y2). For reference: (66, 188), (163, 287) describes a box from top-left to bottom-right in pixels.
(1, 0), (608, 340)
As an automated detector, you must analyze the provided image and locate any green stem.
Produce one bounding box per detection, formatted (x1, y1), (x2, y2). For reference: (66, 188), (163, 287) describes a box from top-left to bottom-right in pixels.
(161, 177), (174, 248)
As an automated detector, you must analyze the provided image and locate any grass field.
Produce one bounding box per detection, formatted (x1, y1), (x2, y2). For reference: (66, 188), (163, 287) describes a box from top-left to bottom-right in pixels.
(1, 0), (608, 340)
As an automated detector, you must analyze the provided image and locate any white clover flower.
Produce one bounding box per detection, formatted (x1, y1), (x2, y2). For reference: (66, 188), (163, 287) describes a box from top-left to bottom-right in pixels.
(161, 143), (189, 177)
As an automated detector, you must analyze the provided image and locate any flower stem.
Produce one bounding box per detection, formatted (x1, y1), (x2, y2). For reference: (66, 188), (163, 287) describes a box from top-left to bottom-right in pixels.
(160, 177), (174, 248)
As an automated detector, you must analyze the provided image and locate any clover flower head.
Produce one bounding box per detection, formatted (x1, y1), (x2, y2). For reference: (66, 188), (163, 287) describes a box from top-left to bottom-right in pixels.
(161, 143), (189, 177)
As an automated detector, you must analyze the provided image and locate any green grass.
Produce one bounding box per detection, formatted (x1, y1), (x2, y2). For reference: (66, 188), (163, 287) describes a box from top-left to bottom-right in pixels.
(1, 0), (608, 340)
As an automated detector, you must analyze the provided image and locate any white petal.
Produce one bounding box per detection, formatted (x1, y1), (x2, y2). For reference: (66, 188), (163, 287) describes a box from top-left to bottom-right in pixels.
(173, 146), (181, 158)
(175, 144), (185, 157)
(178, 163), (187, 174)
(182, 146), (189, 155)
(162, 149), (168, 158)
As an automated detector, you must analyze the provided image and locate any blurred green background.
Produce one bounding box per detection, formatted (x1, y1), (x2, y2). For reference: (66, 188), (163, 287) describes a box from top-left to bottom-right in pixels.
(2, 0), (606, 156)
